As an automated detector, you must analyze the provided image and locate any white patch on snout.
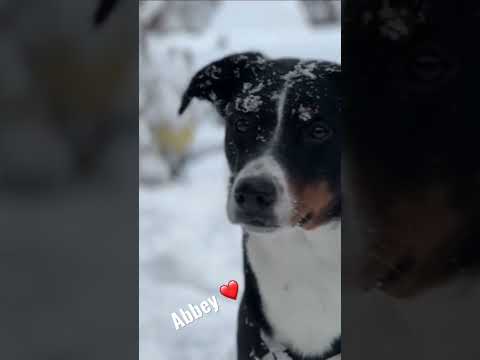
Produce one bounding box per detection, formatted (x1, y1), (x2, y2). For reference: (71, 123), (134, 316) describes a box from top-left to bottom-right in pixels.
(227, 155), (293, 227)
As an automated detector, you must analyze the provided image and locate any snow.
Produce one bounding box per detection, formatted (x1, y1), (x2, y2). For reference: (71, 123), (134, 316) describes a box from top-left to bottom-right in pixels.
(283, 61), (320, 82)
(140, 120), (242, 360)
(298, 104), (313, 121)
(377, 1), (410, 40)
(139, 1), (340, 359)
(257, 331), (292, 360)
(235, 95), (263, 113)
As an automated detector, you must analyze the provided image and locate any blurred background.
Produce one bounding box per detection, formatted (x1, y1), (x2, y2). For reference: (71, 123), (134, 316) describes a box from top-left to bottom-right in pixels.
(139, 1), (340, 359)
(0, 1), (138, 359)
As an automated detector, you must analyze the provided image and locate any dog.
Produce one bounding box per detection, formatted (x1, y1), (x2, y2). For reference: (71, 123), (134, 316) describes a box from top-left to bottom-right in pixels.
(179, 52), (341, 359)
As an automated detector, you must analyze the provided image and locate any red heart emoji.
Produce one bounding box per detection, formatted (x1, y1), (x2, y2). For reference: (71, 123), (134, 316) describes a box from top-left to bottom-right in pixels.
(219, 280), (239, 300)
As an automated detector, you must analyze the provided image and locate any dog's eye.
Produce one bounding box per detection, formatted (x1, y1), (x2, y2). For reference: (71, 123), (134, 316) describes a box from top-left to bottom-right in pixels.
(407, 45), (457, 86)
(411, 54), (444, 82)
(235, 118), (251, 133)
(309, 122), (332, 142)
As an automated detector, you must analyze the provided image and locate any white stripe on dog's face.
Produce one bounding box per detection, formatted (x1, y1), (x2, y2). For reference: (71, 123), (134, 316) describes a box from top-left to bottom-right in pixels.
(227, 84), (294, 230)
(269, 83), (290, 146)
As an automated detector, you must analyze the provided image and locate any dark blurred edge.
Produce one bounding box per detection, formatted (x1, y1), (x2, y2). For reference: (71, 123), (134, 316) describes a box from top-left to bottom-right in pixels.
(343, 1), (480, 359)
(94, 0), (120, 26)
(0, 1), (138, 359)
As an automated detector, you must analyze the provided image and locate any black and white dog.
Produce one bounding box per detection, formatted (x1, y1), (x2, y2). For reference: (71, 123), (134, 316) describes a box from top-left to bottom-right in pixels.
(179, 52), (341, 360)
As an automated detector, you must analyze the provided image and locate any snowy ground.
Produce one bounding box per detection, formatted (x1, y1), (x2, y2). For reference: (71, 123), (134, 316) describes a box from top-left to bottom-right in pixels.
(139, 2), (340, 359)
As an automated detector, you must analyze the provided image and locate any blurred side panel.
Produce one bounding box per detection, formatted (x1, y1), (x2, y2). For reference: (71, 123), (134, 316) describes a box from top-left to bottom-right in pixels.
(343, 0), (480, 359)
(0, 0), (138, 359)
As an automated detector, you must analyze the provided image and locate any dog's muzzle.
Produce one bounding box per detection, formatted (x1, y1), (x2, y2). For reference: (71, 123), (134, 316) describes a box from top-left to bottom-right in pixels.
(230, 176), (278, 230)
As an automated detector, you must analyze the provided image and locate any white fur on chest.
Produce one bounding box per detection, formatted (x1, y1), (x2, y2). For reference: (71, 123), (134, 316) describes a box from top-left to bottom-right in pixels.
(246, 221), (341, 357)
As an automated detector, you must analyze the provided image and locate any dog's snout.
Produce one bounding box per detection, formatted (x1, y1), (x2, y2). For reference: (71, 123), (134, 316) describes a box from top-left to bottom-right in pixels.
(234, 177), (277, 212)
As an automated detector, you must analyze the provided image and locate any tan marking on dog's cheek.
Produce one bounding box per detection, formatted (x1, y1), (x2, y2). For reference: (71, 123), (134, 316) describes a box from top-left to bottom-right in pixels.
(287, 180), (335, 227)
(362, 185), (464, 297)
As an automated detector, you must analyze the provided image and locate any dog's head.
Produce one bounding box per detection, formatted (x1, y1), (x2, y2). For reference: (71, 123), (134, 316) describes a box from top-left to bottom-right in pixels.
(180, 52), (340, 234)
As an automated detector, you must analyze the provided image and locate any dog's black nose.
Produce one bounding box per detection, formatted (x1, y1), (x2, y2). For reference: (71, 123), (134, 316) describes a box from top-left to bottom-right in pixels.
(234, 177), (277, 213)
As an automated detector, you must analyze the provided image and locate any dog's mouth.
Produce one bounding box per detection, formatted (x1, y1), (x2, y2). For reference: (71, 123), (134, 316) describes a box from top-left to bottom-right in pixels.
(292, 197), (340, 230)
(238, 211), (317, 234)
(296, 212), (314, 228)
(246, 217), (272, 227)
(242, 224), (279, 234)
(364, 255), (417, 297)
(242, 219), (279, 234)
(243, 213), (312, 233)
(234, 214), (279, 233)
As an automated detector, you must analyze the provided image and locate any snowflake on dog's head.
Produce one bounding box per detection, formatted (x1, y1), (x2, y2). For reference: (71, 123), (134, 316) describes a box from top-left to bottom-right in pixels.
(235, 95), (263, 113)
(298, 104), (313, 121)
(282, 61), (319, 83)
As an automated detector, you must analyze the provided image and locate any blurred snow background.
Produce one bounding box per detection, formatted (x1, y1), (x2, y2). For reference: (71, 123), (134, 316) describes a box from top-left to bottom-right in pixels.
(139, 1), (340, 359)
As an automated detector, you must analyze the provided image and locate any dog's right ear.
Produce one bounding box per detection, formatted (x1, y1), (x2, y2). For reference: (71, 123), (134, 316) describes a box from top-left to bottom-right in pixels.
(178, 52), (267, 115)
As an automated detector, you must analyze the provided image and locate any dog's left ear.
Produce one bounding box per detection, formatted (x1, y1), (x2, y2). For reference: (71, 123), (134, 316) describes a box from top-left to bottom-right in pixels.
(178, 52), (267, 115)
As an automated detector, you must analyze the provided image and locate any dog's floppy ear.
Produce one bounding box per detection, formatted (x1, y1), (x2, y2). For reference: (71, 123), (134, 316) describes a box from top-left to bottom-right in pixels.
(178, 52), (267, 115)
